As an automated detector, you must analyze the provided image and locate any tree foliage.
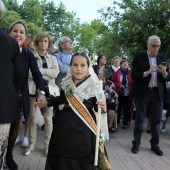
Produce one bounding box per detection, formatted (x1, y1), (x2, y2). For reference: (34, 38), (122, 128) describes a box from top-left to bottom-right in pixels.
(3, 0), (170, 63)
(0, 10), (21, 30)
(2, 0), (104, 60)
(19, 0), (43, 26)
(99, 0), (170, 62)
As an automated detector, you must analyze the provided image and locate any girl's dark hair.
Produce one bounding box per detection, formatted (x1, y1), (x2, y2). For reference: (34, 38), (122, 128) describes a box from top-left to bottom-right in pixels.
(70, 52), (90, 67)
(9, 20), (28, 35)
(97, 55), (105, 65)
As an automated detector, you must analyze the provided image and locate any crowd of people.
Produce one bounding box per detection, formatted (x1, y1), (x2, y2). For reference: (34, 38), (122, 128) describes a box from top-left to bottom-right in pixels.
(1, 0), (170, 170)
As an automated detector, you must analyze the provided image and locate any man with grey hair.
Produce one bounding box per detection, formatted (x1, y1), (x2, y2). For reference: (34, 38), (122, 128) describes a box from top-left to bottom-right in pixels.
(131, 35), (170, 156)
(54, 36), (73, 89)
(0, 0), (24, 168)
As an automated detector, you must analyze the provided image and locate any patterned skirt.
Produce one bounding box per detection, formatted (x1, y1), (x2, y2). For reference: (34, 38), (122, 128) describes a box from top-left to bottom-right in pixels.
(0, 123), (10, 170)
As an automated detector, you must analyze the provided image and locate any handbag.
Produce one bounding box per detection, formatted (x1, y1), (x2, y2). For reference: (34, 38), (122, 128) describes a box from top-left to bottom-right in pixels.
(44, 80), (60, 97)
(48, 85), (60, 97)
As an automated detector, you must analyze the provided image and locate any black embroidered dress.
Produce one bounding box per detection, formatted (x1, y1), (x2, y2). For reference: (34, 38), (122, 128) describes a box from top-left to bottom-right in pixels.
(45, 75), (99, 170)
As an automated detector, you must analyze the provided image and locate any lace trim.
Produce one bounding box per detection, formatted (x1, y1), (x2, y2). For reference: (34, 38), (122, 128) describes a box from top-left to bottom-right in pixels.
(61, 75), (99, 102)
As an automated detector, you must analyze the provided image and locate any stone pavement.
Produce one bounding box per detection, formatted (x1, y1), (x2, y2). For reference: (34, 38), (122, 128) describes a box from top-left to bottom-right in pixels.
(9, 120), (170, 170)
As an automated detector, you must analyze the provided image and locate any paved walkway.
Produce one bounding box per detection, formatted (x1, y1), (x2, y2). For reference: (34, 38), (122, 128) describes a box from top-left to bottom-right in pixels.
(9, 119), (170, 170)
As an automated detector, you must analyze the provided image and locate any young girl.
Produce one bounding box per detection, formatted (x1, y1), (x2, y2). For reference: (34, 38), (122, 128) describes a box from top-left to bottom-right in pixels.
(36, 52), (107, 170)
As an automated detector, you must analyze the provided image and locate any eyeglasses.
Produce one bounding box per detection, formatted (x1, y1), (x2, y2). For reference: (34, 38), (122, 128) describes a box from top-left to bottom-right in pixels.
(149, 43), (160, 48)
(62, 40), (73, 44)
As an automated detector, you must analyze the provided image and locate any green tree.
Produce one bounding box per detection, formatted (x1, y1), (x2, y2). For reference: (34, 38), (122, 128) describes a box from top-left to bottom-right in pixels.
(41, 1), (81, 47)
(0, 10), (21, 30)
(19, 0), (43, 27)
(3, 0), (106, 58)
(3, 0), (19, 12)
(99, 0), (170, 61)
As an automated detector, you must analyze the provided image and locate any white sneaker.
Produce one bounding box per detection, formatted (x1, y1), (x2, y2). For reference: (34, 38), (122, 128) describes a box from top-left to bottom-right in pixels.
(21, 137), (29, 147)
(15, 136), (21, 145)
(24, 144), (35, 156)
(161, 128), (166, 133)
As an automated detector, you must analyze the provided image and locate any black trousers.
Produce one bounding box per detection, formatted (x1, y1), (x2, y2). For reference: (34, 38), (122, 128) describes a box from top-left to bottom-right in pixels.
(6, 119), (20, 159)
(132, 89), (163, 148)
(117, 95), (132, 126)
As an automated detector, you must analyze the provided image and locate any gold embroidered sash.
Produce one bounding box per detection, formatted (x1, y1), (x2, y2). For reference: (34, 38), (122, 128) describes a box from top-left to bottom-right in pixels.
(62, 76), (97, 135)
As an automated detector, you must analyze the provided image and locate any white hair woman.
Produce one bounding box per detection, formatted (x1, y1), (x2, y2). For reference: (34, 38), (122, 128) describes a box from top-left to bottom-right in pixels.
(98, 68), (118, 133)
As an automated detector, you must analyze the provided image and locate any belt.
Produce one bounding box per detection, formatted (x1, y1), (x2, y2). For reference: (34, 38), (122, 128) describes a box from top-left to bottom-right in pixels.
(148, 87), (158, 90)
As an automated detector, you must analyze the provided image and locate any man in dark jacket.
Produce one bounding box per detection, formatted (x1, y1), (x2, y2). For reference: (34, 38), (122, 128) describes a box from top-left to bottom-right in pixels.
(131, 35), (170, 156)
(0, 0), (24, 168)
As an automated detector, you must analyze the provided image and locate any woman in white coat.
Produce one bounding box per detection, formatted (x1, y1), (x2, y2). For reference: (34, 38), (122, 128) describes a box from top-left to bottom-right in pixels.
(25, 32), (59, 156)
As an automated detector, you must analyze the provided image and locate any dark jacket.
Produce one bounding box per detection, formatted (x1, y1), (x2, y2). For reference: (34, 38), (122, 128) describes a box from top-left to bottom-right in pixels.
(21, 47), (44, 119)
(92, 64), (112, 79)
(131, 52), (169, 101)
(0, 29), (24, 123)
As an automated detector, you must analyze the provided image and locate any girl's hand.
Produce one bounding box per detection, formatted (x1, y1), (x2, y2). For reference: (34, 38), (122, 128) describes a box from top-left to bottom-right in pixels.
(96, 101), (106, 112)
(34, 95), (47, 108)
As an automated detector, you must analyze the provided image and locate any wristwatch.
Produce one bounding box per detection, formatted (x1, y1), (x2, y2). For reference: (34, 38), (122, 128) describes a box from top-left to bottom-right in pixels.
(39, 91), (45, 95)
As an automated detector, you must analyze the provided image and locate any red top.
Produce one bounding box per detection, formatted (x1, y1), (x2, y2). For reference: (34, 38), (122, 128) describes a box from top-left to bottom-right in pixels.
(112, 69), (133, 95)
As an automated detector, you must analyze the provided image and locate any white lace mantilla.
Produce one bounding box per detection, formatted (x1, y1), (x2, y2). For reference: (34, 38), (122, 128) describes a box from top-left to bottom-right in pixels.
(61, 75), (99, 102)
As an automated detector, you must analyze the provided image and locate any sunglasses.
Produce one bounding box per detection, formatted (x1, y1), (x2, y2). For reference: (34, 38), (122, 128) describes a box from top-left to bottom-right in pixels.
(149, 43), (160, 48)
(62, 40), (73, 44)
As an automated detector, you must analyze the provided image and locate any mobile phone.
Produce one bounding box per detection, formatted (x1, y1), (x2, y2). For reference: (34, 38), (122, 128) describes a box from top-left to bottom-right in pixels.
(161, 62), (167, 66)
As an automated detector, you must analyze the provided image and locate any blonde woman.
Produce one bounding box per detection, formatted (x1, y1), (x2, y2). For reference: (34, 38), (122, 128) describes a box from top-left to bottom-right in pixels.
(26, 34), (35, 53)
(25, 32), (59, 156)
(15, 34), (36, 147)
(7, 20), (45, 169)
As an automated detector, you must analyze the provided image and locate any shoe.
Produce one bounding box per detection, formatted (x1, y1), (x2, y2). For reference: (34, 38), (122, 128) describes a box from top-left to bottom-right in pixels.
(41, 124), (44, 131)
(131, 146), (139, 154)
(108, 127), (115, 133)
(21, 137), (29, 147)
(44, 145), (49, 157)
(151, 147), (163, 156)
(6, 156), (18, 169)
(14, 136), (21, 145)
(161, 128), (166, 133)
(24, 144), (35, 156)
(123, 125), (128, 130)
(147, 130), (151, 133)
